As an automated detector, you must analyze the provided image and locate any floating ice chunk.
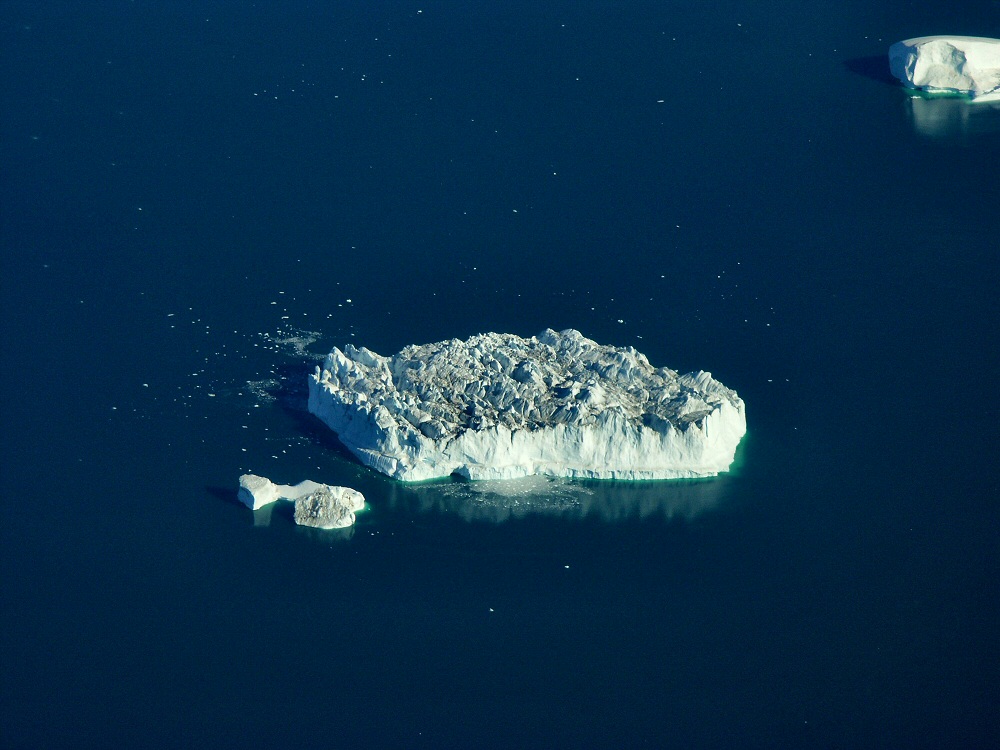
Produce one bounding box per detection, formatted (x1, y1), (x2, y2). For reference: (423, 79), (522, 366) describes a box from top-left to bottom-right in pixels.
(293, 486), (365, 529)
(889, 36), (1000, 100)
(237, 474), (365, 528)
(238, 473), (283, 509)
(308, 329), (747, 482)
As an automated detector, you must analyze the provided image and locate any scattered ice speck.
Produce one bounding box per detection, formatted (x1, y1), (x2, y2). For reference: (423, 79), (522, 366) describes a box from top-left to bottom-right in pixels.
(489, 608), (494, 612)
(564, 565), (570, 569)
(246, 379), (280, 404)
(258, 327), (322, 359)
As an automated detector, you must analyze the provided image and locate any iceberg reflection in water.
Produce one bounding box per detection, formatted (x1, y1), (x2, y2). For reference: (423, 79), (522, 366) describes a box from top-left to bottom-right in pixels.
(904, 93), (1000, 138)
(384, 474), (733, 523)
(250, 501), (356, 540)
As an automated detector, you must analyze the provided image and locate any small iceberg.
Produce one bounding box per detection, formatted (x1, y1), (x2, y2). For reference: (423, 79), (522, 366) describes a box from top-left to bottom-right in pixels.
(237, 474), (365, 529)
(889, 36), (1000, 101)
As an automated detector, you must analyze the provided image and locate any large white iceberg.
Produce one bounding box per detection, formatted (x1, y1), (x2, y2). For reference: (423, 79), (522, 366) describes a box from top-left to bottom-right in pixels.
(889, 36), (1000, 101)
(237, 474), (365, 528)
(308, 329), (746, 482)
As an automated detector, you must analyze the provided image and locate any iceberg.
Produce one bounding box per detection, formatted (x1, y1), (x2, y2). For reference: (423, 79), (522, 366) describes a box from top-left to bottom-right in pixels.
(237, 474), (365, 528)
(292, 486), (365, 529)
(889, 36), (1000, 101)
(308, 329), (746, 482)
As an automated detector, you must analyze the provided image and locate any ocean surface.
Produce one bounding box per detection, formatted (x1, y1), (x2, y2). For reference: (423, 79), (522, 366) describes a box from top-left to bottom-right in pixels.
(2, 2), (998, 748)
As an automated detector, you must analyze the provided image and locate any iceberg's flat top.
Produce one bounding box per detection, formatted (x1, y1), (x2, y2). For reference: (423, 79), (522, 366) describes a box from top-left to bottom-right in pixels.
(889, 36), (1000, 99)
(308, 329), (746, 482)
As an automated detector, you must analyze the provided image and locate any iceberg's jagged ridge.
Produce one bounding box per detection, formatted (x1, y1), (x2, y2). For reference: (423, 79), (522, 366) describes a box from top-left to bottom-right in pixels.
(238, 474), (365, 528)
(889, 36), (1000, 101)
(308, 329), (746, 482)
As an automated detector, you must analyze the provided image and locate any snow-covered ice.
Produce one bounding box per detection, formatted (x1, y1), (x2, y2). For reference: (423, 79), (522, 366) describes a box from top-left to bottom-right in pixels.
(308, 329), (746, 482)
(237, 474), (365, 528)
(291, 486), (365, 529)
(889, 36), (1000, 100)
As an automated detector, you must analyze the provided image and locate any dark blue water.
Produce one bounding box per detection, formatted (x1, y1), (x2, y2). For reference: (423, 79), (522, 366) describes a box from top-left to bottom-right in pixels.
(2, 2), (998, 747)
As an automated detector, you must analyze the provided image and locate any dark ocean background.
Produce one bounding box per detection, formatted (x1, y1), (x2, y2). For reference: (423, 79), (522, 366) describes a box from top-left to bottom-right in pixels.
(2, 2), (999, 747)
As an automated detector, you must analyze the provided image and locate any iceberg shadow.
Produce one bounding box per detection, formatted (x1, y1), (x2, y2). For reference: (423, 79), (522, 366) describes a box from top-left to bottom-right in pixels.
(206, 484), (246, 508)
(843, 55), (898, 86)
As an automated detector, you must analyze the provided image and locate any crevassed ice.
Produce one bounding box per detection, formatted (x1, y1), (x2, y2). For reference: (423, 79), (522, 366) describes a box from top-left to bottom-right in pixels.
(307, 329), (747, 482)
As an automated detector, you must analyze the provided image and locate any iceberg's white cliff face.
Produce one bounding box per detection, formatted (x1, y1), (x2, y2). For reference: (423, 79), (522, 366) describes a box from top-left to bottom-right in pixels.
(238, 474), (365, 528)
(308, 329), (746, 482)
(889, 36), (1000, 101)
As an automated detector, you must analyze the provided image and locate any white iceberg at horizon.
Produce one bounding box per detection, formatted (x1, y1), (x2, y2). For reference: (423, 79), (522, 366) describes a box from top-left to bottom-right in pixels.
(889, 36), (1000, 100)
(307, 329), (747, 483)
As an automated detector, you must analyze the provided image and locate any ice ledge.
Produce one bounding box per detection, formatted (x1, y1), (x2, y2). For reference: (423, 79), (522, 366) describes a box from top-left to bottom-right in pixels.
(307, 329), (747, 483)
(889, 36), (1000, 100)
